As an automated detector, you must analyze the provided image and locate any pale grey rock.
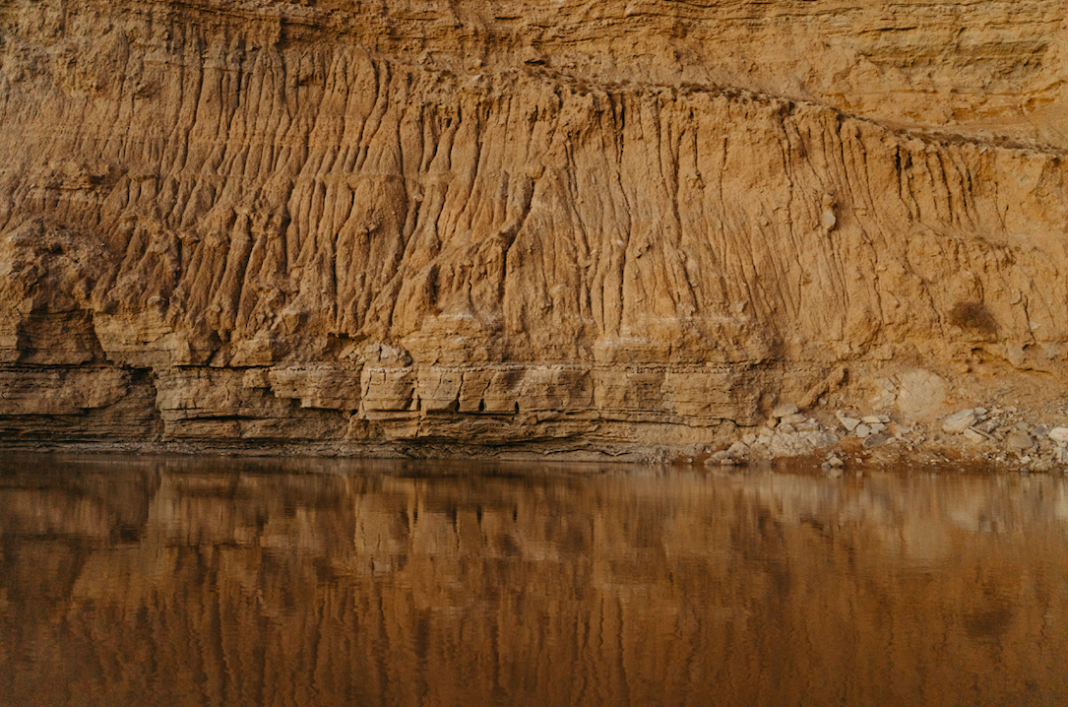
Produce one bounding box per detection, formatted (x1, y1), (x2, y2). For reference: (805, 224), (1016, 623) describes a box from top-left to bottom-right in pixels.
(1048, 427), (1068, 444)
(1007, 430), (1035, 451)
(836, 411), (861, 432)
(727, 441), (750, 458)
(705, 451), (736, 466)
(772, 403), (800, 418)
(895, 369), (949, 419)
(942, 409), (978, 434)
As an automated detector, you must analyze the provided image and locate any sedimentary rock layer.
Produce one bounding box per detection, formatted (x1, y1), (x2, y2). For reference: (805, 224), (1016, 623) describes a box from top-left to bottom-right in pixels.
(1, 0), (1066, 456)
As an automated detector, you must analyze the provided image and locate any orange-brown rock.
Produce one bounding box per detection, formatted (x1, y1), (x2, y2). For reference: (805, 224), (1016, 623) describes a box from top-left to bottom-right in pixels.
(1, 0), (1067, 457)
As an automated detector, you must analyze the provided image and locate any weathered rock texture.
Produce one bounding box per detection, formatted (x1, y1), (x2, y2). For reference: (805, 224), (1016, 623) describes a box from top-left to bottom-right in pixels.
(1, 0), (1067, 457)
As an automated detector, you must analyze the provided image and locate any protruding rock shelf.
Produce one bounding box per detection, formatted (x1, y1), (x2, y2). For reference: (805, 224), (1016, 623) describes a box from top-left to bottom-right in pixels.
(1, 0), (1067, 465)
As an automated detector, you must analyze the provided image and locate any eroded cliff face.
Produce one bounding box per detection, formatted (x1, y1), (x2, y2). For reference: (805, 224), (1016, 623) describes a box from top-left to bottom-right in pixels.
(1, 0), (1067, 456)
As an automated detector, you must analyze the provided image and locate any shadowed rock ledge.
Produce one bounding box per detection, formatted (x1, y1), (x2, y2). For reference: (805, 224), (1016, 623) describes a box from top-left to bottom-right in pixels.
(1, 0), (1067, 460)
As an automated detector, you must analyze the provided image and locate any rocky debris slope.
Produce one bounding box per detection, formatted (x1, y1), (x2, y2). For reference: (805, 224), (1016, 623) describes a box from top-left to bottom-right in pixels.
(0, 0), (1067, 461)
(706, 397), (1068, 476)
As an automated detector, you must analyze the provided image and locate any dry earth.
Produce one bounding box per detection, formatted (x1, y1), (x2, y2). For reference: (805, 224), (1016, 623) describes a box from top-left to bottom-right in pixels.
(1, 0), (1067, 467)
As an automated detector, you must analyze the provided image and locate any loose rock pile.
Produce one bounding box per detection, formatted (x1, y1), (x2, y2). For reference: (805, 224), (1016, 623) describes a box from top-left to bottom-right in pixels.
(707, 402), (838, 466)
(937, 406), (1068, 473)
(706, 401), (1068, 475)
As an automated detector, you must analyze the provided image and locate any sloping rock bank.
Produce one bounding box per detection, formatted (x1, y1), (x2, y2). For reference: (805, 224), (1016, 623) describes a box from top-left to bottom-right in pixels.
(705, 390), (1068, 476)
(1, 0), (1067, 465)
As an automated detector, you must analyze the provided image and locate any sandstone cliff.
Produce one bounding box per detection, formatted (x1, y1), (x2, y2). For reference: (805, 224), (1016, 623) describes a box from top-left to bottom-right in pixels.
(1, 0), (1067, 458)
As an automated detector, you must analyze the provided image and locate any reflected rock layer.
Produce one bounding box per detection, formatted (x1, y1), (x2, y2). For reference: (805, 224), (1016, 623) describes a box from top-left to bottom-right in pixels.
(2, 456), (1068, 705)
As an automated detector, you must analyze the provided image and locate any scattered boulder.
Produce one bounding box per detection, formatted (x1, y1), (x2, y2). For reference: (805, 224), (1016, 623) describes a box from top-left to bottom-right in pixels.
(727, 441), (750, 458)
(895, 369), (949, 419)
(706, 441), (751, 466)
(772, 403), (800, 418)
(836, 411), (861, 432)
(942, 409), (978, 434)
(1006, 430), (1035, 452)
(1048, 427), (1068, 444)
(863, 432), (893, 448)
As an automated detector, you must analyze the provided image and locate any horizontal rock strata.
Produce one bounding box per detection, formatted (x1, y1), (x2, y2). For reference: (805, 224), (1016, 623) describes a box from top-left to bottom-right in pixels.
(1, 0), (1067, 458)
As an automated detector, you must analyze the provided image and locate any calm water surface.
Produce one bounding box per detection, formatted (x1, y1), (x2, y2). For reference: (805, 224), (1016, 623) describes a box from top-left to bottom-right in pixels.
(1, 454), (1067, 707)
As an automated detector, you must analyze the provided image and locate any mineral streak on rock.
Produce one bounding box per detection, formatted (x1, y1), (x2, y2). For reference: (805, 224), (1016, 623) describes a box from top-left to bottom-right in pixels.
(0, 0), (1067, 457)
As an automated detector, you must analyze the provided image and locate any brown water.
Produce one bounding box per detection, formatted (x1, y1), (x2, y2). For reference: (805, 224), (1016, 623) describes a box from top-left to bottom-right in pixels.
(1, 455), (1067, 707)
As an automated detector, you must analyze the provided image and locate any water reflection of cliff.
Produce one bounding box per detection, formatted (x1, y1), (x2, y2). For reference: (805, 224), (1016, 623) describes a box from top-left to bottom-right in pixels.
(2, 455), (1068, 707)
